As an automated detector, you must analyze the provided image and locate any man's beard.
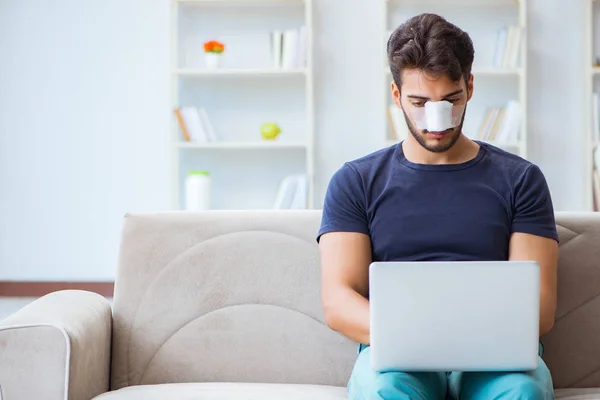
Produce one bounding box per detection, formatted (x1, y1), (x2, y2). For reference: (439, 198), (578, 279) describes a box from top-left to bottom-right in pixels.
(401, 105), (467, 153)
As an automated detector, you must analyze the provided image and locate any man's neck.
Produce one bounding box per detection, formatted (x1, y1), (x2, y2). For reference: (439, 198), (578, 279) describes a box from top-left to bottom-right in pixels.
(402, 134), (480, 165)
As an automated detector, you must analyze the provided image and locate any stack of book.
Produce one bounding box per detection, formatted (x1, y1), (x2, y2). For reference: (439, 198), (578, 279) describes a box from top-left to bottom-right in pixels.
(271, 26), (308, 69)
(210, 26), (307, 70)
(476, 100), (521, 145)
(387, 105), (408, 142)
(272, 174), (308, 209)
(492, 25), (523, 68)
(174, 107), (218, 143)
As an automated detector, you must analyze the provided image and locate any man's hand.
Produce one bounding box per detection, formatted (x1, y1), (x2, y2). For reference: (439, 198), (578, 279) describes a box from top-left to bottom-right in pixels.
(319, 231), (372, 345)
(508, 232), (559, 337)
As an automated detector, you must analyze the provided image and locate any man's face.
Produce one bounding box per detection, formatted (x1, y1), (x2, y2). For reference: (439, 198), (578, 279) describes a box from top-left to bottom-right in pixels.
(392, 69), (474, 153)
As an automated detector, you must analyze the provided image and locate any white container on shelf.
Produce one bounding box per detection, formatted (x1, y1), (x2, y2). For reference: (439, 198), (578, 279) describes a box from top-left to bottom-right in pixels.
(204, 53), (221, 69)
(185, 170), (211, 210)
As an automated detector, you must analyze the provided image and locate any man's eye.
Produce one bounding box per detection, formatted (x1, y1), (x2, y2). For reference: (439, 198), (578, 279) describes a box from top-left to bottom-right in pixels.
(447, 98), (460, 103)
(412, 102), (425, 107)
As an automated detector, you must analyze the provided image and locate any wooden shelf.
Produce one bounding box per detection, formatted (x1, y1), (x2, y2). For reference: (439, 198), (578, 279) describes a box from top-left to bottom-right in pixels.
(171, 0), (315, 210)
(176, 141), (308, 149)
(175, 68), (307, 77)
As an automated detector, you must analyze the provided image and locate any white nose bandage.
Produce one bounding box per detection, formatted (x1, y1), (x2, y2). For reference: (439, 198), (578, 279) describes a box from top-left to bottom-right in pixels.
(412, 101), (465, 132)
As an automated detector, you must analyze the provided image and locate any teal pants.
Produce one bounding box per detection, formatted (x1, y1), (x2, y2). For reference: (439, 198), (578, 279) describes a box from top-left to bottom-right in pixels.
(348, 345), (554, 400)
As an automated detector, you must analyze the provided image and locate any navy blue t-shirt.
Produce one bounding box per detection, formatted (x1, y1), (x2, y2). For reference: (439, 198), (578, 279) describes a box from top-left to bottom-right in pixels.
(317, 141), (558, 262)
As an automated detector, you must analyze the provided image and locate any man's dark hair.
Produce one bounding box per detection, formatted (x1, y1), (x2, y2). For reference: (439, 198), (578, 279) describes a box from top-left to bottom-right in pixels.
(387, 13), (475, 87)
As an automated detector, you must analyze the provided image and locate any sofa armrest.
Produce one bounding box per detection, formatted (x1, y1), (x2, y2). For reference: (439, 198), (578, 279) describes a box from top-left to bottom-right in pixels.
(0, 290), (112, 400)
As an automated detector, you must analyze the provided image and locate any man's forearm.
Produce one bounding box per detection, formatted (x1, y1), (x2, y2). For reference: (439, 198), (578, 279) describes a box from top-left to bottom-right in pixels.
(539, 290), (556, 336)
(323, 287), (370, 345)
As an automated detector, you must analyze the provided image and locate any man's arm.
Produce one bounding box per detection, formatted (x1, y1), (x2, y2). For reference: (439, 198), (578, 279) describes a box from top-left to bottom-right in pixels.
(319, 231), (372, 345)
(509, 164), (559, 337)
(509, 232), (558, 337)
(318, 162), (372, 343)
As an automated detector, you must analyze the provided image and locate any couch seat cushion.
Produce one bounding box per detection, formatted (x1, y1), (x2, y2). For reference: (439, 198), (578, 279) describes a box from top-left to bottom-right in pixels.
(94, 384), (600, 399)
(93, 382), (347, 399)
(555, 388), (600, 399)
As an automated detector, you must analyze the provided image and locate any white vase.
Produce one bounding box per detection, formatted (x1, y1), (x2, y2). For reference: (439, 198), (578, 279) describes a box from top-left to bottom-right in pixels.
(205, 53), (221, 69)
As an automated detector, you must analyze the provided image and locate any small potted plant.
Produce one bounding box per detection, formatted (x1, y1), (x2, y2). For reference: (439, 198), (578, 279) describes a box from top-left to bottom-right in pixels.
(204, 40), (225, 69)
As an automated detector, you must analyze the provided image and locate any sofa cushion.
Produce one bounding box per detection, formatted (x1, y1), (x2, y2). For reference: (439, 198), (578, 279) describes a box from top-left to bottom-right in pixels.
(109, 211), (356, 390)
(108, 211), (600, 391)
(93, 384), (600, 399)
(555, 388), (600, 399)
(93, 382), (347, 399)
(541, 214), (600, 388)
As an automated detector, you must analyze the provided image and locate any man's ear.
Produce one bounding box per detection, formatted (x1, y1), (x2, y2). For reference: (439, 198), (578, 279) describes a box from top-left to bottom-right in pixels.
(466, 74), (474, 101)
(391, 81), (402, 109)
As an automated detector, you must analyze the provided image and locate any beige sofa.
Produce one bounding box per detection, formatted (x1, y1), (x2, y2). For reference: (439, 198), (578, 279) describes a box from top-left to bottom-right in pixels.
(1, 210), (600, 399)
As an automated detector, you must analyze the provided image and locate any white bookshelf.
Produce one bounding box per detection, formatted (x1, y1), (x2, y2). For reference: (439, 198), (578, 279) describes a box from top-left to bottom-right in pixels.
(176, 141), (308, 149)
(175, 0), (304, 4)
(174, 68), (307, 77)
(383, 0), (528, 158)
(583, 0), (599, 211)
(170, 0), (314, 210)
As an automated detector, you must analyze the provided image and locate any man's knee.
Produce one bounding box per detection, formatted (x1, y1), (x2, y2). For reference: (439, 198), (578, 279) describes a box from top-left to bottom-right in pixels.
(374, 372), (429, 400)
(457, 366), (553, 400)
(348, 348), (445, 400)
(498, 374), (548, 399)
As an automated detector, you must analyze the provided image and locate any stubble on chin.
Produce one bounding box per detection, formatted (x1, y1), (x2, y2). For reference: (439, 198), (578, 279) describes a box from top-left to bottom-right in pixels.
(401, 109), (465, 153)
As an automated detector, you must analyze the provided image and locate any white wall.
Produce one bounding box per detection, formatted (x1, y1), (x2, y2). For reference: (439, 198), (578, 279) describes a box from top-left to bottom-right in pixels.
(0, 0), (171, 280)
(0, 0), (587, 281)
(526, 0), (586, 212)
(313, 0), (386, 203)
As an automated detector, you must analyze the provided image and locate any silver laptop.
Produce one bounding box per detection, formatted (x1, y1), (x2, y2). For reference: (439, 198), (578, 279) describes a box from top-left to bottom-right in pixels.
(369, 261), (540, 372)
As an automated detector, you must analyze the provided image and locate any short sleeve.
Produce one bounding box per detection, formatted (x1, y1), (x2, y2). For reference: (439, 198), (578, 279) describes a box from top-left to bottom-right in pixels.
(316, 163), (370, 242)
(511, 164), (559, 242)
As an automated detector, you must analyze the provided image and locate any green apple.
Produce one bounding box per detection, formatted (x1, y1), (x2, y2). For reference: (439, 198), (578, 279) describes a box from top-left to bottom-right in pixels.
(260, 122), (282, 140)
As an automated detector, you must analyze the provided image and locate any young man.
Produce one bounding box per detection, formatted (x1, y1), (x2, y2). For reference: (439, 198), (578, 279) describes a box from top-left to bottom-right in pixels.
(317, 13), (559, 400)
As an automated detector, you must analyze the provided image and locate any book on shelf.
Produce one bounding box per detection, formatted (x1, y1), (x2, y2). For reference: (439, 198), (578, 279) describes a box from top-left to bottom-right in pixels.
(492, 25), (523, 68)
(476, 100), (520, 145)
(387, 104), (408, 141)
(174, 106), (218, 143)
(272, 174), (308, 209)
(212, 27), (306, 70)
(271, 26), (307, 69)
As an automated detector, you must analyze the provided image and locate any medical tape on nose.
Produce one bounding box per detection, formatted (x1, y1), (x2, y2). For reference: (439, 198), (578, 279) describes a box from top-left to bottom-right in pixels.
(412, 101), (465, 132)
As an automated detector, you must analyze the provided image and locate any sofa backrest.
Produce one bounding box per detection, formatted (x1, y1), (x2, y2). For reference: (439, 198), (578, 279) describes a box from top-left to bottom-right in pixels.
(109, 210), (356, 391)
(110, 210), (600, 391)
(541, 212), (600, 389)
